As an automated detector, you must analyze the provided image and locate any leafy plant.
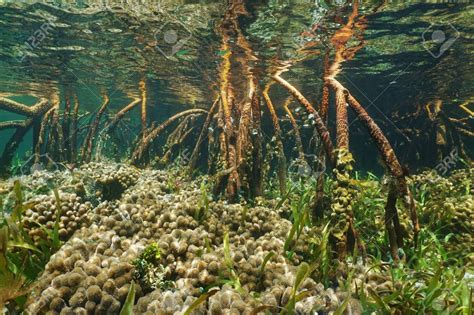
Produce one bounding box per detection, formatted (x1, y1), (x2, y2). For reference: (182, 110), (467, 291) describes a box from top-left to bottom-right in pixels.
(182, 288), (219, 315)
(283, 183), (313, 259)
(0, 180), (61, 312)
(359, 229), (474, 314)
(119, 281), (135, 315)
(308, 223), (331, 286)
(222, 231), (243, 293)
(257, 251), (275, 289)
(195, 180), (210, 222)
(283, 262), (314, 314)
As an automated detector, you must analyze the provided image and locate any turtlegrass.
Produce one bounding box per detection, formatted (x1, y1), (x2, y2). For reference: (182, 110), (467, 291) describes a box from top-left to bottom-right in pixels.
(0, 180), (62, 312)
(358, 227), (473, 314)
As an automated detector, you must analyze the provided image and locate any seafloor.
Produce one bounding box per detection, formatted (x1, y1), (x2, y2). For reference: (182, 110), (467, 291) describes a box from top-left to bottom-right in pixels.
(0, 162), (473, 314)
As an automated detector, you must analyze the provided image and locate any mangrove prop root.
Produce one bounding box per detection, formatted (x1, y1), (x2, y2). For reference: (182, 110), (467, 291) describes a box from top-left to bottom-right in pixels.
(131, 108), (207, 165)
(215, 100), (228, 176)
(0, 119), (33, 176)
(249, 86), (264, 198)
(160, 115), (196, 165)
(313, 50), (331, 218)
(334, 86), (349, 149)
(0, 97), (52, 172)
(35, 107), (55, 163)
(0, 120), (31, 131)
(273, 74), (336, 166)
(105, 97), (142, 132)
(207, 115), (218, 174)
(214, 0), (263, 201)
(346, 92), (419, 244)
(0, 97), (51, 117)
(263, 83), (287, 195)
(330, 148), (359, 259)
(385, 180), (402, 263)
(140, 80), (147, 139)
(283, 98), (305, 161)
(189, 96), (220, 170)
(52, 102), (65, 162)
(71, 93), (80, 163)
(81, 94), (110, 163)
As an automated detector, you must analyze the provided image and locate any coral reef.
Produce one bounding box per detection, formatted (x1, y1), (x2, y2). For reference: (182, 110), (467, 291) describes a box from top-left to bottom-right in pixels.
(23, 193), (92, 243)
(0, 162), (467, 314)
(18, 163), (361, 314)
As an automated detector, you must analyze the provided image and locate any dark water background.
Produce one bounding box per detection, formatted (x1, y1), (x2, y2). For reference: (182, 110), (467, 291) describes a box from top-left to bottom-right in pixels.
(0, 0), (472, 175)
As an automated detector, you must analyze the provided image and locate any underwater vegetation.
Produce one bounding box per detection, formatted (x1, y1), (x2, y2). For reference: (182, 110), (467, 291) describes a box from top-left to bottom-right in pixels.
(0, 163), (472, 314)
(0, 0), (472, 314)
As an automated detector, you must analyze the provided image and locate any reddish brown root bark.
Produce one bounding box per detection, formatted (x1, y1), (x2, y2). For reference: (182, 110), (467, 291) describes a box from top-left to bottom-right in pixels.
(346, 92), (419, 248)
(81, 94), (110, 163)
(189, 96), (220, 170)
(0, 98), (50, 117)
(273, 74), (336, 166)
(140, 80), (148, 139)
(283, 98), (305, 161)
(105, 98), (142, 132)
(263, 83), (287, 195)
(131, 108), (207, 165)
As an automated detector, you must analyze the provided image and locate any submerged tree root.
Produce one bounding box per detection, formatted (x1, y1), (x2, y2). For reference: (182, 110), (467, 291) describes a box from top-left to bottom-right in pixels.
(263, 83), (287, 195)
(189, 96), (220, 170)
(81, 93), (110, 163)
(273, 74), (336, 166)
(0, 97), (52, 176)
(131, 108), (208, 165)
